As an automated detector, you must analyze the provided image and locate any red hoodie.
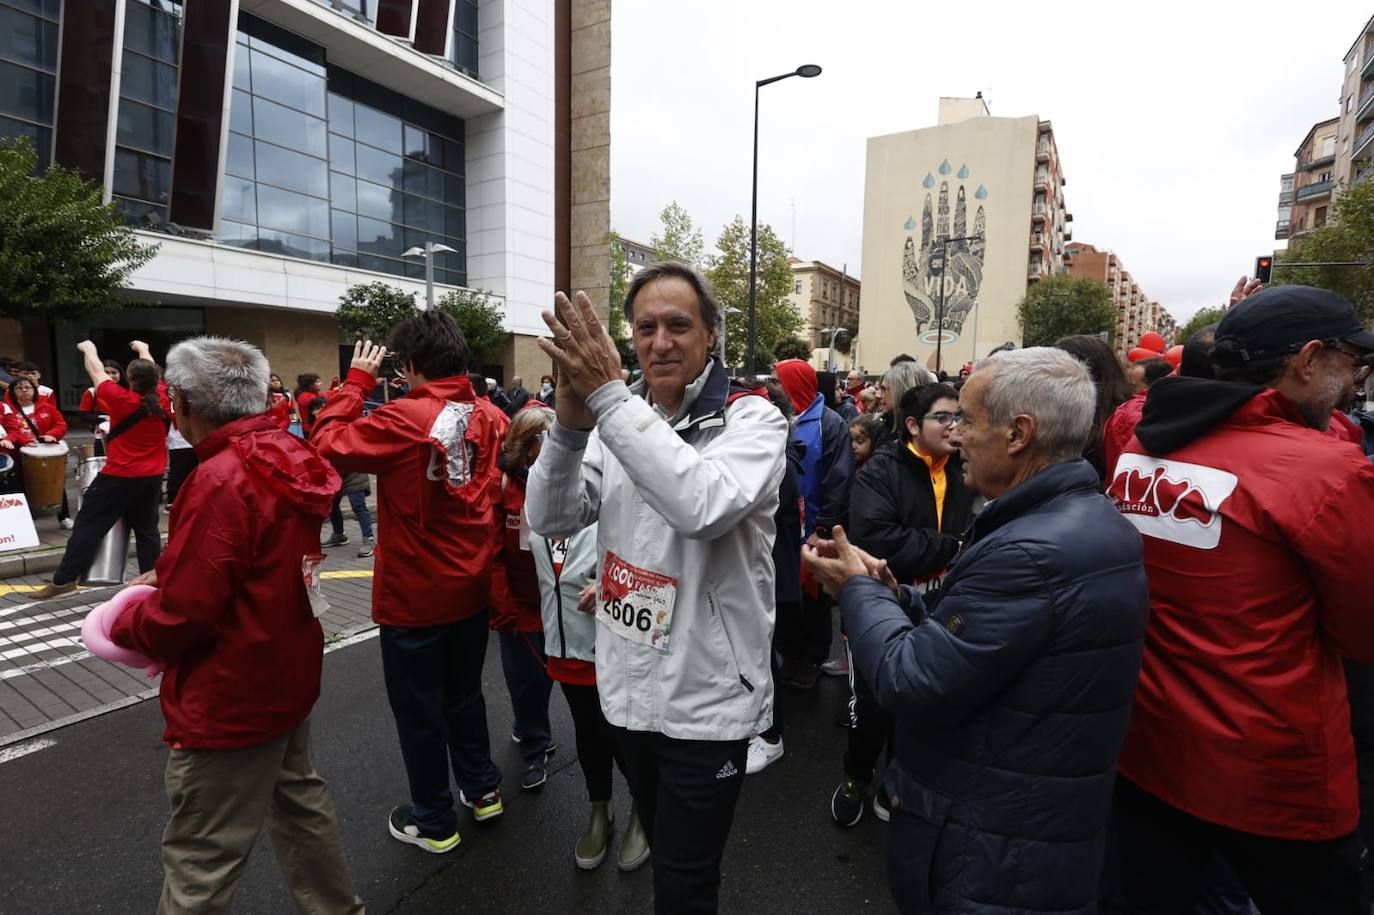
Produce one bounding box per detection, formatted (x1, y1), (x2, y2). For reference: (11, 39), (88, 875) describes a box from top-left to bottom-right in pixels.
(112, 414), (340, 749)
(311, 369), (505, 627)
(774, 359), (819, 415)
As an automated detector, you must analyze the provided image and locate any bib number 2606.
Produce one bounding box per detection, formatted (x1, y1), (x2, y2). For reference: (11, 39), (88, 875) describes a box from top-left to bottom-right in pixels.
(598, 551), (676, 651)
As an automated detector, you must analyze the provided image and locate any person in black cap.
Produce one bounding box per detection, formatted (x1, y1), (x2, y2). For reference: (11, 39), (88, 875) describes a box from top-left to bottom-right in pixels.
(1104, 285), (1374, 914)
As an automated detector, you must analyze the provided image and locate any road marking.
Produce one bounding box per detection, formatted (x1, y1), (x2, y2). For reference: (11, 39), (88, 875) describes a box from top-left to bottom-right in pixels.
(0, 737), (55, 764)
(321, 570), (373, 580)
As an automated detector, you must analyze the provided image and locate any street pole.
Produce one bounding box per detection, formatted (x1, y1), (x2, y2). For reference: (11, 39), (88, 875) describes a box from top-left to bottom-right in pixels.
(423, 240), (435, 311)
(719, 310), (728, 366)
(931, 234), (983, 376)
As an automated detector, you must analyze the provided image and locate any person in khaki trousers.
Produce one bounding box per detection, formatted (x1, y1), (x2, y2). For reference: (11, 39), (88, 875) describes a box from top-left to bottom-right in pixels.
(109, 337), (365, 914)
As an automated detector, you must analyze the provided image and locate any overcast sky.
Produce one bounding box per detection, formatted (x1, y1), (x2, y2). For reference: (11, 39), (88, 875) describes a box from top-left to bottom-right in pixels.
(609, 0), (1371, 322)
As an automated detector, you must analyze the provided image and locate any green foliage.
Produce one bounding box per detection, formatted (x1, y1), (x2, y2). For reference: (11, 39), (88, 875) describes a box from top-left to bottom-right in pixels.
(774, 338), (813, 362)
(650, 201), (705, 267)
(706, 216), (802, 370)
(336, 281), (419, 343)
(437, 286), (508, 363)
(1016, 274), (1116, 347)
(608, 230), (637, 369)
(1274, 178), (1374, 323)
(1175, 305), (1227, 344)
(0, 138), (157, 320)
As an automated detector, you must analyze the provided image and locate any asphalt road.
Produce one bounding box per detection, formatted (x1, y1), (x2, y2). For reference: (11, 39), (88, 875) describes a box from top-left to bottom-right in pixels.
(0, 631), (899, 914)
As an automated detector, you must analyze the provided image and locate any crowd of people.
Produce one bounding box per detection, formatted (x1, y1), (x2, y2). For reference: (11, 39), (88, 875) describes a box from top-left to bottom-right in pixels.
(45, 260), (1374, 914)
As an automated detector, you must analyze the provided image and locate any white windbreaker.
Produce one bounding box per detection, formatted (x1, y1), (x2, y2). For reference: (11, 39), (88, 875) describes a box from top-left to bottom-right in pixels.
(525, 360), (788, 741)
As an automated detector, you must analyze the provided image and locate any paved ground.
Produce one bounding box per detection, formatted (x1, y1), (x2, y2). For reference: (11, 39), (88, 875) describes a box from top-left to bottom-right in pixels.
(0, 620), (898, 914)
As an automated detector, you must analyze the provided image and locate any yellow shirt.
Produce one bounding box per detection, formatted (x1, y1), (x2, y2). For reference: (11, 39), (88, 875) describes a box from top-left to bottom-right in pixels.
(907, 441), (949, 529)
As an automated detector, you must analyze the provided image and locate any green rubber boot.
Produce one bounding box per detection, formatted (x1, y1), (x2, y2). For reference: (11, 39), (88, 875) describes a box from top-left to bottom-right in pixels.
(617, 806), (650, 872)
(574, 801), (613, 870)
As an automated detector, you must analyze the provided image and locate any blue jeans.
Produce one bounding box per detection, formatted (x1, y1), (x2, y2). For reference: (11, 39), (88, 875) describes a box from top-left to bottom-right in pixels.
(498, 630), (554, 764)
(379, 614), (502, 836)
(330, 491), (373, 539)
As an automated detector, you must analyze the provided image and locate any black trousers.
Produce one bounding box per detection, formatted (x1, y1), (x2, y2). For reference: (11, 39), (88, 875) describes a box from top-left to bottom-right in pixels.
(55, 473), (162, 585)
(775, 591), (833, 667)
(562, 682), (625, 802)
(1106, 774), (1364, 915)
(759, 600), (798, 742)
(843, 640), (894, 785)
(611, 726), (749, 915)
(165, 448), (199, 510)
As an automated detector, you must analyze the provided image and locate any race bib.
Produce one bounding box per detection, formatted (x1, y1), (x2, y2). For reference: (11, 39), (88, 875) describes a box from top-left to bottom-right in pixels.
(302, 553), (329, 619)
(598, 551), (677, 651)
(505, 510), (531, 551)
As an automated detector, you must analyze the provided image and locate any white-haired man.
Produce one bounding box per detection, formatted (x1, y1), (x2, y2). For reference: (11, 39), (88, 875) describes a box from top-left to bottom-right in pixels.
(110, 337), (364, 914)
(805, 347), (1149, 915)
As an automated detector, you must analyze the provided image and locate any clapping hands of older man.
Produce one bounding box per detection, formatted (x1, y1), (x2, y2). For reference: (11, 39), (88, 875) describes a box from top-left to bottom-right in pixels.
(802, 526), (900, 600)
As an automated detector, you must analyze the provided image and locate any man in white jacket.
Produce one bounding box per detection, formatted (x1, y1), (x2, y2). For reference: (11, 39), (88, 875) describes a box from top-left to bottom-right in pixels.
(525, 262), (787, 915)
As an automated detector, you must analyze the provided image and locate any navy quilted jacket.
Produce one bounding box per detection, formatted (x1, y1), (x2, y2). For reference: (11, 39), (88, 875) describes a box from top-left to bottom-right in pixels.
(841, 459), (1148, 914)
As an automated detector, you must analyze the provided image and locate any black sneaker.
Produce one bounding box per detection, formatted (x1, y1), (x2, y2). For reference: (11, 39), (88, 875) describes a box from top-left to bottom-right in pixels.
(830, 778), (865, 827)
(521, 755), (548, 790)
(387, 805), (460, 853)
(324, 532), (349, 547)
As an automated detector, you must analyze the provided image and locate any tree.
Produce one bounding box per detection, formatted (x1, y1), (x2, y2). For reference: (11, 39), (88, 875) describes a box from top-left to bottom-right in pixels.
(1274, 177), (1374, 323)
(0, 137), (157, 320)
(707, 216), (802, 370)
(336, 281), (418, 343)
(774, 338), (813, 362)
(608, 230), (637, 369)
(1016, 274), (1115, 347)
(437, 286), (508, 364)
(650, 201), (704, 267)
(1176, 305), (1227, 344)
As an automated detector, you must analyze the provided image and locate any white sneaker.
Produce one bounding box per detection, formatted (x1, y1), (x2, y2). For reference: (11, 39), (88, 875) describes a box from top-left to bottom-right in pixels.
(820, 655), (849, 677)
(59, 518), (75, 530)
(745, 735), (784, 774)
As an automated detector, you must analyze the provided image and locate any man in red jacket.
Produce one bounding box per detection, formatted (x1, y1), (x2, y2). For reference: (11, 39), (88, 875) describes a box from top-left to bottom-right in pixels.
(1106, 285), (1374, 914)
(110, 337), (363, 914)
(311, 310), (507, 854)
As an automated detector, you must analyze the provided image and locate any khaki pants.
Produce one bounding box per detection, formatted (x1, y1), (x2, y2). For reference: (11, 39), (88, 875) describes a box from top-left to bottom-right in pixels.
(158, 718), (365, 915)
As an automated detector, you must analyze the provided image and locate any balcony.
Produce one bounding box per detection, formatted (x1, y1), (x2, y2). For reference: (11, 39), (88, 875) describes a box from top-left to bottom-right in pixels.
(1295, 179), (1333, 202)
(1363, 50), (1374, 80)
(1028, 256), (1044, 280)
(1275, 220), (1290, 240)
(1356, 122), (1374, 159)
(1036, 140), (1050, 163)
(1032, 201), (1047, 223)
(1301, 154), (1336, 172)
(1277, 190), (1293, 205)
(1029, 231), (1045, 251)
(1034, 167), (1050, 190)
(1359, 81), (1374, 124)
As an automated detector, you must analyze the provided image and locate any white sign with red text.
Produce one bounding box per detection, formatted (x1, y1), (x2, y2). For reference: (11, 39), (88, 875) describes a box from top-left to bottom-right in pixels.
(0, 493), (40, 552)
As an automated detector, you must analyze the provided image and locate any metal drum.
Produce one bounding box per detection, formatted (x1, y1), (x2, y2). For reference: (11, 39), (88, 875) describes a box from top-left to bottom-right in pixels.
(19, 441), (69, 514)
(76, 453), (129, 586)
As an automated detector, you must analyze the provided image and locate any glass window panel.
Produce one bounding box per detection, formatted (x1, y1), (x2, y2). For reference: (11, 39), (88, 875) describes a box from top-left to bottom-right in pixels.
(248, 49), (325, 117)
(113, 149), (171, 202)
(357, 217), (401, 257)
(217, 219), (256, 247)
(330, 209), (357, 251)
(402, 159), (446, 199)
(255, 184), (329, 238)
(252, 95), (327, 157)
(328, 93), (353, 137)
(121, 52), (177, 110)
(403, 124), (428, 162)
(254, 141), (328, 198)
(3, 0), (61, 18)
(355, 143), (401, 188)
(123, 0), (180, 63)
(454, 36), (478, 77)
(226, 132), (254, 178)
(0, 7), (58, 72)
(254, 228), (328, 261)
(442, 138), (463, 174)
(457, 0), (478, 35)
(229, 89), (252, 134)
(331, 249), (358, 268)
(329, 172), (356, 211)
(355, 178), (396, 221)
(232, 41), (250, 90)
(0, 60), (53, 124)
(0, 116), (50, 169)
(354, 103), (402, 154)
(357, 253), (404, 277)
(220, 175), (256, 225)
(115, 99), (174, 156)
(444, 171), (465, 206)
(247, 23), (325, 77)
(403, 193), (445, 232)
(444, 206), (465, 240)
(116, 198), (167, 226)
(329, 132), (354, 174)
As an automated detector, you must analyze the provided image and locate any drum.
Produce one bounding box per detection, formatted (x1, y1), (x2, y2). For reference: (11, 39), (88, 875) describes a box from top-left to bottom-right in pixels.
(0, 452), (16, 494)
(20, 441), (69, 514)
(77, 453), (129, 586)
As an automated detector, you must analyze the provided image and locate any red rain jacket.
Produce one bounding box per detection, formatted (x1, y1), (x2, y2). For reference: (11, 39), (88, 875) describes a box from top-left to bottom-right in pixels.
(490, 470), (542, 632)
(112, 414), (340, 749)
(311, 369), (505, 627)
(2, 400), (68, 445)
(1108, 382), (1374, 839)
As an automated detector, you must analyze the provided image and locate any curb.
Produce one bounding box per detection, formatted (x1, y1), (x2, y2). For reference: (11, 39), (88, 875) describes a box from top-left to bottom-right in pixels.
(0, 536), (170, 583)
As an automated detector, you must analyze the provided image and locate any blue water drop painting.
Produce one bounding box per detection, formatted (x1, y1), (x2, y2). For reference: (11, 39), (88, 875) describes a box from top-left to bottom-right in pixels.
(922, 173), (935, 189)
(938, 159), (951, 175)
(974, 184), (988, 200)
(958, 164), (969, 179)
(904, 216), (916, 230)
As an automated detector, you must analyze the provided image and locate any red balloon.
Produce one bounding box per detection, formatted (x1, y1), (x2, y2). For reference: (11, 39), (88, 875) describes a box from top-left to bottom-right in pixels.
(1138, 332), (1167, 353)
(1163, 345), (1184, 368)
(1127, 347), (1157, 364)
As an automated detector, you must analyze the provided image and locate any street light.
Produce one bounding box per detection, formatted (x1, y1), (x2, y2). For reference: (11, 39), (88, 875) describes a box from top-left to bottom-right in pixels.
(401, 241), (458, 310)
(719, 305), (740, 367)
(819, 326), (849, 372)
(930, 234), (983, 375)
(746, 63), (822, 377)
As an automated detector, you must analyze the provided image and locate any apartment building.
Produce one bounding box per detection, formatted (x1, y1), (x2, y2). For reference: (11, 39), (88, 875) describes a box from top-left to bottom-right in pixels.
(1285, 117), (1338, 242)
(786, 258), (860, 364)
(1337, 13), (1374, 186)
(1064, 242), (1173, 357)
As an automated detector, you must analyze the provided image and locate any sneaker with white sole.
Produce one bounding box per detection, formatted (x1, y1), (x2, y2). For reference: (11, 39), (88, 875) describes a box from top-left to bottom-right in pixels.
(459, 788), (504, 821)
(358, 537), (375, 558)
(387, 805), (460, 853)
(59, 517), (75, 530)
(324, 532), (349, 547)
(830, 778), (865, 827)
(872, 791), (891, 823)
(820, 655), (849, 677)
(745, 735), (784, 774)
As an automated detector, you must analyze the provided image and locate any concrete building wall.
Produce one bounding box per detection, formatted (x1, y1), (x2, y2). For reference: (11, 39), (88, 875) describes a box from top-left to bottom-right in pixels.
(568, 0), (612, 325)
(857, 115), (1039, 372)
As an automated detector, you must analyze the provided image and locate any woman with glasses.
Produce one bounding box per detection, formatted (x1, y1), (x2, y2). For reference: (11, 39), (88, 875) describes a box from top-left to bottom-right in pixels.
(828, 382), (976, 828)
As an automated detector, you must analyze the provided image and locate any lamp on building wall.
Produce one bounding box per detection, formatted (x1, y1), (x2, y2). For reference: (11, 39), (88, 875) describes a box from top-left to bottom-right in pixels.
(402, 241), (457, 310)
(746, 63), (823, 376)
(820, 326), (848, 372)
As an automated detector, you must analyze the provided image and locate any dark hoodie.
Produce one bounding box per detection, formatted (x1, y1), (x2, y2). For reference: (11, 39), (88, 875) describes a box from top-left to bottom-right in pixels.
(1133, 376), (1264, 456)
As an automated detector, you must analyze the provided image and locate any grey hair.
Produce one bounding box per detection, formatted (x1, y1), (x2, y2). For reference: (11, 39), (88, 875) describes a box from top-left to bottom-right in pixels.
(164, 336), (271, 425)
(623, 260), (720, 330)
(883, 360), (934, 429)
(972, 346), (1096, 463)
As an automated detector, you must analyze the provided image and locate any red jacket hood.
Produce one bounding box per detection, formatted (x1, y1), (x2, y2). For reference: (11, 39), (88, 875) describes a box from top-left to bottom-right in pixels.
(775, 359), (818, 415)
(197, 413), (340, 518)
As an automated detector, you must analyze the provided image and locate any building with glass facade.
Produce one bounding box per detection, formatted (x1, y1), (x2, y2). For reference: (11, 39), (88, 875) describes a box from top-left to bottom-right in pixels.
(0, 0), (611, 410)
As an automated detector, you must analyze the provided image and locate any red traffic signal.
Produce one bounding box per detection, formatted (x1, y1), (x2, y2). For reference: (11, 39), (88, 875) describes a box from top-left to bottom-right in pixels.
(1255, 256), (1273, 284)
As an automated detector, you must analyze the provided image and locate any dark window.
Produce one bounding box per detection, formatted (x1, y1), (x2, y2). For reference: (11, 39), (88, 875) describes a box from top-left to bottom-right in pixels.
(0, 115), (50, 168)
(0, 59), (53, 124)
(355, 103), (403, 154)
(116, 99), (175, 156)
(121, 51), (178, 110)
(123, 0), (180, 63)
(0, 5), (58, 72)
(452, 0), (478, 77)
(328, 93), (354, 136)
(113, 148), (172, 202)
(355, 142), (401, 187)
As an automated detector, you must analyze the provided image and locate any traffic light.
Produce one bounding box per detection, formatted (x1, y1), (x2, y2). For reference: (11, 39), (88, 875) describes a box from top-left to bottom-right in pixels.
(1255, 256), (1273, 284)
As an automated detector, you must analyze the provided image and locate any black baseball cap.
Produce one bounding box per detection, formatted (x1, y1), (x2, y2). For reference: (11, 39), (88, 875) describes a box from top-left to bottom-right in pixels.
(1213, 285), (1374, 364)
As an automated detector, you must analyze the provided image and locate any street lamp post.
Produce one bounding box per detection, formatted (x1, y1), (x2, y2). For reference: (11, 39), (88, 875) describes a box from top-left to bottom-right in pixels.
(930, 234), (983, 375)
(719, 305), (740, 367)
(401, 241), (458, 310)
(746, 63), (822, 377)
(819, 326), (849, 372)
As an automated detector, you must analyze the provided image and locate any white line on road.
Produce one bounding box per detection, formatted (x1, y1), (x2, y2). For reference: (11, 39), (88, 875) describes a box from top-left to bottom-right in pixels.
(0, 737), (55, 764)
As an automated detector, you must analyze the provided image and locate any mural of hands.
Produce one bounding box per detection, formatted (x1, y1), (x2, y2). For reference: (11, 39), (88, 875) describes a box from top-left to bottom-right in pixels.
(902, 161), (987, 341)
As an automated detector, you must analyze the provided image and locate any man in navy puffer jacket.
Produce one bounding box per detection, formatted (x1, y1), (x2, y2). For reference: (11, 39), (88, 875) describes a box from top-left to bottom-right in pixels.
(807, 347), (1148, 914)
